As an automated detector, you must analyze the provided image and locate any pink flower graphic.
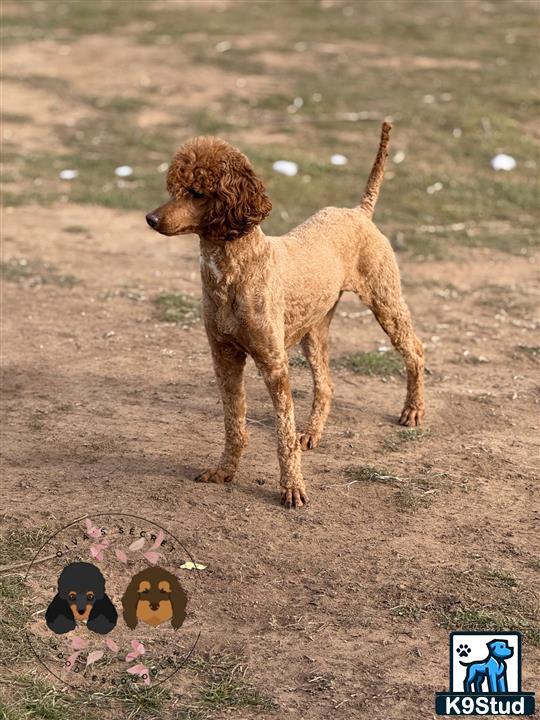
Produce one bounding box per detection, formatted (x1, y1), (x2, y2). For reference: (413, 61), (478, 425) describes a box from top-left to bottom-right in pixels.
(143, 530), (165, 564)
(125, 639), (145, 663)
(71, 636), (88, 651)
(129, 537), (145, 552)
(115, 548), (128, 564)
(86, 650), (104, 666)
(106, 637), (119, 653)
(89, 539), (110, 561)
(66, 651), (81, 672)
(127, 663), (151, 685)
(84, 518), (103, 539)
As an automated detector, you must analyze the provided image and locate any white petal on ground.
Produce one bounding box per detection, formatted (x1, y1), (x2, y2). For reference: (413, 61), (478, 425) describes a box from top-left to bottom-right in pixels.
(114, 165), (133, 177)
(272, 160), (298, 177)
(330, 154), (348, 166)
(427, 181), (444, 194)
(215, 40), (231, 53)
(180, 561), (207, 570)
(491, 153), (516, 171)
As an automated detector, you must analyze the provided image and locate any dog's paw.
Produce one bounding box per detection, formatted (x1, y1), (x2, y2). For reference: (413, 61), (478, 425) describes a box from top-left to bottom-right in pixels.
(298, 430), (321, 451)
(456, 644), (471, 658)
(399, 405), (424, 427)
(280, 483), (308, 509)
(194, 468), (234, 484)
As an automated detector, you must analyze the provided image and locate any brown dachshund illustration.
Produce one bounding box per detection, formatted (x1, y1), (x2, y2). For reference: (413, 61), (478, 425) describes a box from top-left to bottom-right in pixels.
(121, 567), (187, 630)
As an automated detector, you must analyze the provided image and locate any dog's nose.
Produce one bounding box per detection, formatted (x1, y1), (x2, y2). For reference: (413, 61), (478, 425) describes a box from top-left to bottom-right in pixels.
(150, 603), (160, 611)
(146, 213), (159, 229)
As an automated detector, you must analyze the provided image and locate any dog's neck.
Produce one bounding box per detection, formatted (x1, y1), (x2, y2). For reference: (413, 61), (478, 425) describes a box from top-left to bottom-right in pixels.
(199, 226), (269, 285)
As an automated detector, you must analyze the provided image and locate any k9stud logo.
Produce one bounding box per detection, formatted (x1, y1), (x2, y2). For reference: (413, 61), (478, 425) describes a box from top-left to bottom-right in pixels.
(435, 632), (535, 716)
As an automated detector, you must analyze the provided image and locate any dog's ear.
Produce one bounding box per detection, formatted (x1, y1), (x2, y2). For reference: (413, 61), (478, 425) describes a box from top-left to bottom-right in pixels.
(201, 159), (271, 242)
(88, 594), (118, 634)
(121, 580), (139, 630)
(169, 577), (187, 630)
(45, 594), (76, 634)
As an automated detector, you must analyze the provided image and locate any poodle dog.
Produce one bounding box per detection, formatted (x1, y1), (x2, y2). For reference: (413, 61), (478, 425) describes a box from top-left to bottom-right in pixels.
(146, 123), (424, 508)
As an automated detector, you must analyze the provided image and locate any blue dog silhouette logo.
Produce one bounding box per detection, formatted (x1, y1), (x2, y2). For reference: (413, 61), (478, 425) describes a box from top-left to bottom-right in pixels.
(460, 639), (513, 693)
(435, 631), (535, 716)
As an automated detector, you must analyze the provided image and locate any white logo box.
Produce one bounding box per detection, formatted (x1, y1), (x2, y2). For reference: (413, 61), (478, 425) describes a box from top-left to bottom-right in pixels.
(450, 632), (521, 693)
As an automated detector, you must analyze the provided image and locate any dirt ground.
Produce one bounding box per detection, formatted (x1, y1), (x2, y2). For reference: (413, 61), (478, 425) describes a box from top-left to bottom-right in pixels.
(1, 2), (539, 719)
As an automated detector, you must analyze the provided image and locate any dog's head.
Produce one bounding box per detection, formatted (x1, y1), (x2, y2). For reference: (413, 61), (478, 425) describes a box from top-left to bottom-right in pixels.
(57, 562), (106, 622)
(488, 639), (513, 660)
(146, 136), (271, 242)
(121, 566), (187, 630)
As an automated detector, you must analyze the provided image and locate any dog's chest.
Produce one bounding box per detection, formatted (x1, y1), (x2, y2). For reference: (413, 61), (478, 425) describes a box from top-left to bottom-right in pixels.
(203, 285), (268, 350)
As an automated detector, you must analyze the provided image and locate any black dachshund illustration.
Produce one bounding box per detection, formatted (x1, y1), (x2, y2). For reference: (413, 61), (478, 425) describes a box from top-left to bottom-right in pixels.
(45, 562), (117, 635)
(121, 567), (187, 630)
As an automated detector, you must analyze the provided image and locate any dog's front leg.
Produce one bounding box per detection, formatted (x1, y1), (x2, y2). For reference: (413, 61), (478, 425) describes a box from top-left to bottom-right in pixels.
(195, 338), (247, 484)
(255, 353), (308, 508)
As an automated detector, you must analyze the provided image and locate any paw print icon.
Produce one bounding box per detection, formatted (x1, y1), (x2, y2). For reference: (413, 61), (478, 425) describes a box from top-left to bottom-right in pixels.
(456, 643), (471, 658)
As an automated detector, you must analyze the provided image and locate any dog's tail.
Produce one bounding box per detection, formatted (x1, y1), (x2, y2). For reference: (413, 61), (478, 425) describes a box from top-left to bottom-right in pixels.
(358, 121), (392, 218)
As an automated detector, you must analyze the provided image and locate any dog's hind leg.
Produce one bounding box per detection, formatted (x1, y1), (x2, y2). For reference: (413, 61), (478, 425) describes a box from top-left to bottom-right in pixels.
(359, 260), (425, 426)
(195, 338), (248, 484)
(463, 672), (474, 694)
(371, 296), (424, 426)
(474, 678), (485, 693)
(298, 303), (338, 450)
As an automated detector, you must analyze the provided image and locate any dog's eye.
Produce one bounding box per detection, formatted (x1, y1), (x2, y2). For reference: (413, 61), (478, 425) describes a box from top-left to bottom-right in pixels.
(187, 188), (204, 199)
(86, 592), (94, 601)
(68, 592), (76, 601)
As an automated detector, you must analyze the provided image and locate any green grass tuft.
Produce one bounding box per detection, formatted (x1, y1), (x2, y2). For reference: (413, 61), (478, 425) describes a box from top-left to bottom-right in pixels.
(185, 653), (275, 714)
(345, 466), (400, 484)
(153, 292), (200, 324)
(1, 259), (79, 288)
(62, 225), (90, 235)
(514, 345), (539, 362)
(0, 527), (50, 567)
(441, 608), (540, 646)
(111, 684), (170, 715)
(390, 602), (427, 621)
(289, 355), (309, 368)
(17, 679), (76, 720)
(339, 351), (402, 376)
(384, 427), (430, 451)
(482, 569), (518, 589)
(199, 677), (270, 709)
(394, 486), (433, 511)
